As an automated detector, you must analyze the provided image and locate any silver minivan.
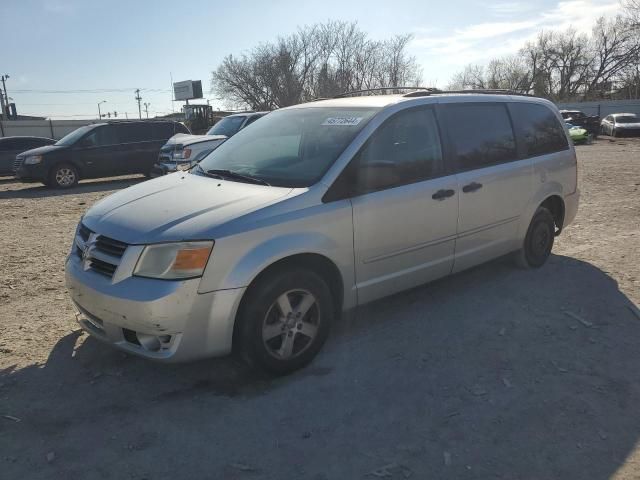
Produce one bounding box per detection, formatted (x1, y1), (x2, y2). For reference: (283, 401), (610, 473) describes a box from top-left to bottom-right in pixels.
(65, 90), (579, 374)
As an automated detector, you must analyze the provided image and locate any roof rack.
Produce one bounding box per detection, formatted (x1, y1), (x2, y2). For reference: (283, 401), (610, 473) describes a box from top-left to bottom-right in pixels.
(333, 87), (436, 98)
(331, 87), (534, 100)
(421, 88), (534, 97)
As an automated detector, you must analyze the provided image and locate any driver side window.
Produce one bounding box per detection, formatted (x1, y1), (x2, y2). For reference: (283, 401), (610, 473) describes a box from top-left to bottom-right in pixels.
(81, 126), (118, 147)
(350, 107), (443, 195)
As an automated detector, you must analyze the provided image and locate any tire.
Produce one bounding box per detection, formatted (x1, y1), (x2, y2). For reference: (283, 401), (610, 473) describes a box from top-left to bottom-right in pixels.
(514, 207), (555, 269)
(236, 268), (334, 375)
(49, 163), (79, 188)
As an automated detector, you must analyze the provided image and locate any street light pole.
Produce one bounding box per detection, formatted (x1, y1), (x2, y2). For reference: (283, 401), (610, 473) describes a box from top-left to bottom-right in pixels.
(143, 102), (150, 119)
(98, 100), (106, 120)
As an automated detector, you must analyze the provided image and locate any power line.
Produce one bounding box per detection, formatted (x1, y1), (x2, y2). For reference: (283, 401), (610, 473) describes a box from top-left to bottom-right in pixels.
(10, 88), (172, 94)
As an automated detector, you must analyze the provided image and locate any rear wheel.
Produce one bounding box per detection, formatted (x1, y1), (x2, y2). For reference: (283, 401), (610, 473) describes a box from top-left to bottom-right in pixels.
(236, 268), (333, 375)
(49, 163), (79, 188)
(515, 207), (555, 268)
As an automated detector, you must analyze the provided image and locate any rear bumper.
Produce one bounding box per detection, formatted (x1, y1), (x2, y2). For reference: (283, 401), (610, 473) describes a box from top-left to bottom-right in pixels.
(65, 254), (245, 362)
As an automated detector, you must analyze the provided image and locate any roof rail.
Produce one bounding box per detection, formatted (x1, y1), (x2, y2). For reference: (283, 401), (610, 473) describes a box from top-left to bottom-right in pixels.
(333, 87), (436, 98)
(424, 88), (534, 97)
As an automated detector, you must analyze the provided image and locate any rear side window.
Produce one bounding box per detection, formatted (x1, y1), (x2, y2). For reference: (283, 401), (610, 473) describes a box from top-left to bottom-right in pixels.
(350, 107), (443, 194)
(152, 123), (181, 139)
(117, 124), (150, 143)
(510, 103), (568, 157)
(441, 103), (516, 171)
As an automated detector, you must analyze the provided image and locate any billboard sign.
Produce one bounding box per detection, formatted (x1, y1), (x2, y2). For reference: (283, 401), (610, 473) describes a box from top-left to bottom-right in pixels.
(173, 80), (203, 101)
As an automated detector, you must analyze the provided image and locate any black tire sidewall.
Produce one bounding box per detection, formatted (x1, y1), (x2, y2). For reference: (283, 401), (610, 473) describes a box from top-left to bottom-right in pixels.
(238, 269), (333, 375)
(523, 208), (555, 268)
(49, 163), (79, 189)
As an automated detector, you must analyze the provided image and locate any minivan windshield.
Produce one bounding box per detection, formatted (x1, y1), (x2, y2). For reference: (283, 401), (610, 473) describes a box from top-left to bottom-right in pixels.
(207, 116), (246, 137)
(196, 107), (379, 187)
(55, 125), (96, 146)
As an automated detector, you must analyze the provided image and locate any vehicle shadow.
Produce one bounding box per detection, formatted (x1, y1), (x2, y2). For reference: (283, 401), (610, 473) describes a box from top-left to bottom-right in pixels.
(0, 176), (145, 200)
(2, 254), (640, 479)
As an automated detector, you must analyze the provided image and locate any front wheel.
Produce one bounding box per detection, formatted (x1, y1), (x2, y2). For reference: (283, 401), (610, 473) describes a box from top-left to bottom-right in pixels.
(49, 163), (79, 188)
(236, 269), (334, 375)
(515, 207), (555, 268)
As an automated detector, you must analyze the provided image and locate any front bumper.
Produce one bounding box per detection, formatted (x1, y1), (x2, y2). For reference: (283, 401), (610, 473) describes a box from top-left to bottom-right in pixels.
(15, 162), (48, 182)
(65, 254), (245, 362)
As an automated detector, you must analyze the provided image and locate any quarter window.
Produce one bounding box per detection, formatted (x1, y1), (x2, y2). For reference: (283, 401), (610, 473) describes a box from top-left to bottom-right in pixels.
(510, 103), (569, 157)
(350, 107), (443, 194)
(441, 103), (516, 171)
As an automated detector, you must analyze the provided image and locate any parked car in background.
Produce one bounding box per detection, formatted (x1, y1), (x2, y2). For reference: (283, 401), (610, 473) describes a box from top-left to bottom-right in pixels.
(66, 90), (578, 374)
(559, 110), (600, 137)
(150, 112), (268, 177)
(566, 123), (590, 144)
(600, 113), (640, 137)
(150, 133), (227, 177)
(206, 111), (268, 137)
(14, 120), (189, 188)
(0, 136), (55, 176)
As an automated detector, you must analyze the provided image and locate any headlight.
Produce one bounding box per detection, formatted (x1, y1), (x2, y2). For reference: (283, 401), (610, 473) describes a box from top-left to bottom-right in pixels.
(172, 148), (191, 160)
(133, 241), (214, 279)
(24, 155), (43, 165)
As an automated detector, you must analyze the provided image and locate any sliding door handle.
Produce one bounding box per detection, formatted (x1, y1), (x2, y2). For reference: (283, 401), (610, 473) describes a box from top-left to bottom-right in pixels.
(462, 182), (483, 193)
(432, 189), (455, 200)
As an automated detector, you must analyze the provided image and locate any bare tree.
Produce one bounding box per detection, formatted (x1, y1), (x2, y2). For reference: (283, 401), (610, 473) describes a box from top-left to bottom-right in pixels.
(449, 15), (640, 101)
(211, 21), (422, 109)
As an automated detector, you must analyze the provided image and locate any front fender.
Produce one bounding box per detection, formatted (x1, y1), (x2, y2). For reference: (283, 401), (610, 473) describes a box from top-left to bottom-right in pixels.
(197, 199), (356, 309)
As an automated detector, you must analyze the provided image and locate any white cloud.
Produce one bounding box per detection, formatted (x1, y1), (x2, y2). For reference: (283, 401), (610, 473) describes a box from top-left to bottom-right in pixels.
(410, 0), (621, 73)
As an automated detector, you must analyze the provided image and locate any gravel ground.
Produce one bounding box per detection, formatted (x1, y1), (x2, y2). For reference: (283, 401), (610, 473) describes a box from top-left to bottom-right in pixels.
(1, 138), (639, 479)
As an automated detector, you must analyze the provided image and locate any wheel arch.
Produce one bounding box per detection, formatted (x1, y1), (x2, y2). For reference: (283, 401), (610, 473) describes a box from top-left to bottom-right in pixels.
(231, 252), (345, 350)
(540, 194), (565, 234)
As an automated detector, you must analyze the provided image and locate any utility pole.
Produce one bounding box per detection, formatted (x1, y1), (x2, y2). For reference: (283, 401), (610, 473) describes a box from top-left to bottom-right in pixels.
(134, 89), (142, 119)
(143, 102), (150, 119)
(0, 74), (9, 121)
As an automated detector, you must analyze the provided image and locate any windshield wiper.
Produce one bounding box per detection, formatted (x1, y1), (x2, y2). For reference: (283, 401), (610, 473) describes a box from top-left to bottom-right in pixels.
(206, 169), (270, 186)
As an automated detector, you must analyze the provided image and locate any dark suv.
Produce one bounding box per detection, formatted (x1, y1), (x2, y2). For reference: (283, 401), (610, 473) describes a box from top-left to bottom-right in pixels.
(14, 120), (189, 188)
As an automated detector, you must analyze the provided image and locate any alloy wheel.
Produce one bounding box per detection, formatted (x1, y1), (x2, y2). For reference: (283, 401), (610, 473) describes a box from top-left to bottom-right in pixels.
(262, 289), (320, 360)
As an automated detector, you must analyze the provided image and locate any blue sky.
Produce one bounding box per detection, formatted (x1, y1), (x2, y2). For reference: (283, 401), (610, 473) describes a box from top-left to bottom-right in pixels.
(2, 0), (622, 119)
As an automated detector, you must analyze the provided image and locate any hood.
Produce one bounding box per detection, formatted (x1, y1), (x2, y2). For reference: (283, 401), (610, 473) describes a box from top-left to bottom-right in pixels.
(164, 133), (227, 146)
(82, 173), (293, 244)
(17, 144), (67, 157)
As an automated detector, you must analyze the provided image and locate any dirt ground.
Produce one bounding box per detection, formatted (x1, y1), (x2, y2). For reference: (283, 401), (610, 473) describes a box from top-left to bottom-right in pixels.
(1, 138), (639, 480)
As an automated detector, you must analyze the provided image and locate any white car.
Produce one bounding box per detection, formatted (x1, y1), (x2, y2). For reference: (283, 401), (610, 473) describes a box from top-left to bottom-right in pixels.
(600, 113), (640, 137)
(151, 112), (268, 177)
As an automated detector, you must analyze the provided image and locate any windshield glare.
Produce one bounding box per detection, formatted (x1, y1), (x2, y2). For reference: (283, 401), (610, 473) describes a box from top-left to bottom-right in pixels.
(196, 107), (379, 187)
(207, 116), (246, 137)
(55, 125), (95, 146)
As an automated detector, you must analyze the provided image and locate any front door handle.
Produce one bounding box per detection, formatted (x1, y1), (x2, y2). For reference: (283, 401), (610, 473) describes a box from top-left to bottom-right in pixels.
(432, 189), (455, 200)
(462, 182), (483, 193)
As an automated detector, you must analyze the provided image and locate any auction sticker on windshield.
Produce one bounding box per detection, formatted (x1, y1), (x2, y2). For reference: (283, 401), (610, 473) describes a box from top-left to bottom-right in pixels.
(322, 117), (363, 126)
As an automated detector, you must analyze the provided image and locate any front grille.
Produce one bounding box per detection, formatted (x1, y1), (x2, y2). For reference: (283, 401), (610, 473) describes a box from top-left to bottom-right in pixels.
(74, 222), (129, 279)
(89, 258), (118, 277)
(95, 236), (127, 258)
(12, 156), (24, 173)
(78, 223), (92, 242)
